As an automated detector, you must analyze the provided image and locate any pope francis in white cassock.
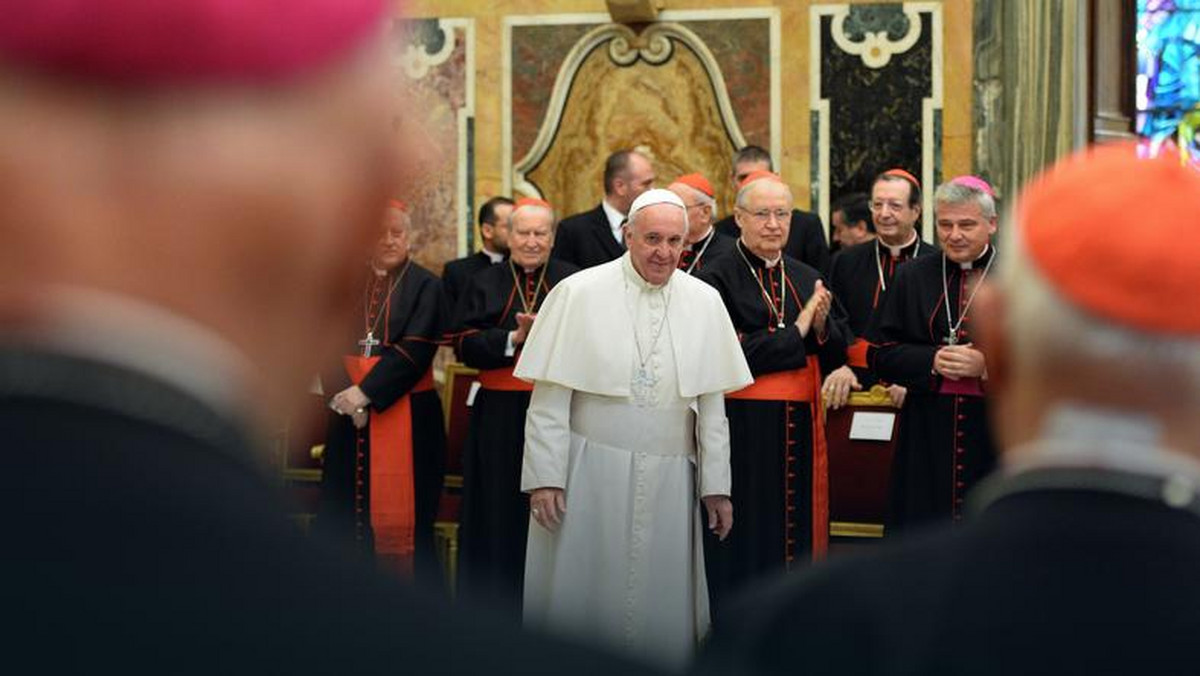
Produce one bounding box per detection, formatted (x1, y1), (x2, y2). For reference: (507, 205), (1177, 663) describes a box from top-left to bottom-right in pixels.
(515, 189), (752, 670)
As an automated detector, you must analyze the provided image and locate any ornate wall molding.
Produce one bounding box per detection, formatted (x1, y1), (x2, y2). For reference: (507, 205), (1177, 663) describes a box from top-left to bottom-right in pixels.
(509, 22), (749, 199)
(830, 4), (924, 69)
(503, 8), (780, 199)
(810, 2), (942, 234)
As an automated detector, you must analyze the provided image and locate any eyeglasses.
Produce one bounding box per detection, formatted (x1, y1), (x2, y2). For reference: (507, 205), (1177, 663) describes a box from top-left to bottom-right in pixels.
(740, 208), (791, 224)
(683, 202), (709, 210)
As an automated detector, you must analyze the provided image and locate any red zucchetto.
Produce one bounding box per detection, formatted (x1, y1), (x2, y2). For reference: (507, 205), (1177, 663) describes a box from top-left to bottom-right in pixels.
(674, 173), (715, 198)
(737, 170), (785, 191)
(1020, 142), (1200, 335)
(0, 0), (390, 85)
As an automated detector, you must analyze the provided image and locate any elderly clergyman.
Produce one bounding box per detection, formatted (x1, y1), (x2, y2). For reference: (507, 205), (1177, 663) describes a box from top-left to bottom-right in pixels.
(699, 143), (1200, 676)
(516, 188), (752, 669)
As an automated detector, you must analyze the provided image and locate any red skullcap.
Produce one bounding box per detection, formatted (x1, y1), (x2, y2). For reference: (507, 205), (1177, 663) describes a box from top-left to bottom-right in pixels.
(1020, 141), (1200, 335)
(513, 197), (553, 213)
(881, 168), (921, 188)
(674, 173), (715, 198)
(0, 0), (389, 85)
(738, 170), (785, 191)
(388, 199), (408, 212)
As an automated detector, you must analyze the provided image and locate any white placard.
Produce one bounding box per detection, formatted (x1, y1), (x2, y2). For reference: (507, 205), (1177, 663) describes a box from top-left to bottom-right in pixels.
(465, 380), (482, 407)
(849, 411), (896, 441)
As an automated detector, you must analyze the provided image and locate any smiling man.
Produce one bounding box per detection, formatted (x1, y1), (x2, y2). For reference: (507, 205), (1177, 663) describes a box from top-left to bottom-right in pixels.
(697, 171), (851, 615)
(515, 188), (751, 670)
(867, 176), (1001, 532)
(449, 197), (577, 613)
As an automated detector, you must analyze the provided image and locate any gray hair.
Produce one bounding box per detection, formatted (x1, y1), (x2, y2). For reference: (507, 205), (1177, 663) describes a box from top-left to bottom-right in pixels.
(671, 182), (716, 211)
(934, 181), (997, 219)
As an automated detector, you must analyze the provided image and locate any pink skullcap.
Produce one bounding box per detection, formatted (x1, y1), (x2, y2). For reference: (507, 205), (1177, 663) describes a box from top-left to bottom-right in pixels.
(0, 0), (389, 85)
(950, 175), (996, 197)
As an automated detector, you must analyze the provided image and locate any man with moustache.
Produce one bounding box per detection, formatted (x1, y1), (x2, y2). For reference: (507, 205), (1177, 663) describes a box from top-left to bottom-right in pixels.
(443, 196), (513, 308)
(667, 173), (735, 274)
(823, 170), (935, 410)
(450, 198), (577, 612)
(867, 176), (1000, 531)
(517, 189), (751, 669)
(698, 171), (851, 613)
(551, 149), (656, 269)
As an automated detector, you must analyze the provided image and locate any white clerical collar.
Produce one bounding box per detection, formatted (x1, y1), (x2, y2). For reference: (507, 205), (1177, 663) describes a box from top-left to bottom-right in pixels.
(482, 247), (505, 264)
(880, 231), (920, 257)
(621, 251), (669, 290)
(738, 239), (782, 268)
(958, 244), (991, 270)
(1004, 402), (1200, 483)
(371, 265), (389, 278)
(12, 286), (256, 417)
(602, 199), (627, 242)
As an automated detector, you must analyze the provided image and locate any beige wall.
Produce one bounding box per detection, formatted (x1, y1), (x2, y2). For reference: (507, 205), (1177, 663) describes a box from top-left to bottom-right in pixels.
(400, 0), (975, 248)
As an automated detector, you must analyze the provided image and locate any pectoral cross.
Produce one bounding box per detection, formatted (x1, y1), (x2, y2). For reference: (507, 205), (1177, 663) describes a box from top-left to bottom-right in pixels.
(359, 331), (381, 357)
(945, 332), (959, 346)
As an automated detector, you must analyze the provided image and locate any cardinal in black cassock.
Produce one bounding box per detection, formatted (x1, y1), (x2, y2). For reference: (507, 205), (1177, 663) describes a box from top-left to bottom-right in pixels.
(698, 173), (850, 616)
(824, 169), (933, 405)
(668, 173), (735, 275)
(868, 178), (1000, 533)
(318, 202), (449, 581)
(449, 198), (577, 612)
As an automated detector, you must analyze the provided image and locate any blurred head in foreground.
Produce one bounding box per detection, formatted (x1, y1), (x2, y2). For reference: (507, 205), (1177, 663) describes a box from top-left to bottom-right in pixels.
(982, 142), (1200, 463)
(0, 0), (401, 431)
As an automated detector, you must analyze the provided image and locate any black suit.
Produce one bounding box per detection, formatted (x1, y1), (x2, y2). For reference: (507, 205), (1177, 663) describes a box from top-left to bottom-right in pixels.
(2, 347), (660, 674)
(442, 250), (498, 308)
(551, 204), (624, 270)
(699, 465), (1200, 676)
(715, 209), (830, 275)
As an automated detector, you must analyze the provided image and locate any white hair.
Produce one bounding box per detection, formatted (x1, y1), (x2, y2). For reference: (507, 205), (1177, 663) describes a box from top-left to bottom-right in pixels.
(1001, 217), (1200, 402)
(510, 203), (555, 228)
(670, 182), (716, 211)
(735, 178), (793, 210)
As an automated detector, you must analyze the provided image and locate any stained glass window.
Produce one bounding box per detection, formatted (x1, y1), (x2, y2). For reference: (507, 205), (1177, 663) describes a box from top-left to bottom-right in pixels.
(1136, 0), (1200, 164)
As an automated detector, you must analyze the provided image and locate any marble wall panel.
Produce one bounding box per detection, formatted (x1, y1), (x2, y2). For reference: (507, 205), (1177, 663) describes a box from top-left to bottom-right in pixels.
(811, 3), (939, 237)
(510, 16), (774, 217)
(392, 18), (473, 274)
(525, 37), (740, 217)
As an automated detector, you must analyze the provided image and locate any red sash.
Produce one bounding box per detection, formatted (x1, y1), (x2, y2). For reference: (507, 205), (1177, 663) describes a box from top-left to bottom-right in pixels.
(477, 366), (534, 392)
(846, 338), (870, 369)
(342, 356), (434, 576)
(726, 357), (830, 559)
